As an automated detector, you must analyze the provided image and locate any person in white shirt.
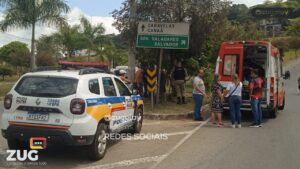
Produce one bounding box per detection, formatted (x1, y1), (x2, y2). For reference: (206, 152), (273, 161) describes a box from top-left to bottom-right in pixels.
(192, 69), (207, 121)
(224, 74), (243, 128)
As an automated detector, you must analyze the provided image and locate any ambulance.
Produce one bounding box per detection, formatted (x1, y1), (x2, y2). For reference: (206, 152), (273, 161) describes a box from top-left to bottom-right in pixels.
(215, 41), (285, 118)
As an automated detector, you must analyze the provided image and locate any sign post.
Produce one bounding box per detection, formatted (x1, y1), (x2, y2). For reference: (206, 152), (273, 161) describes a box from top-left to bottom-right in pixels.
(146, 68), (157, 111)
(137, 22), (189, 104)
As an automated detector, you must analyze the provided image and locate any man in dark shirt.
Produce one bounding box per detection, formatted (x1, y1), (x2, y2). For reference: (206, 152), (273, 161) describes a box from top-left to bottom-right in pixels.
(171, 62), (188, 104)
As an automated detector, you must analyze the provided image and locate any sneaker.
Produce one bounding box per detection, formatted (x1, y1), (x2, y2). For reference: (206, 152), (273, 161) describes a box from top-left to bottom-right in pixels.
(258, 124), (262, 127)
(231, 124), (236, 128)
(237, 124), (242, 128)
(250, 124), (259, 128)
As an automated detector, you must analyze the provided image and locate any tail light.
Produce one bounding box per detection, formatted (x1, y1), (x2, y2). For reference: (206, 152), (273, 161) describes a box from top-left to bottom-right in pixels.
(270, 77), (274, 100)
(4, 94), (13, 110)
(70, 98), (85, 115)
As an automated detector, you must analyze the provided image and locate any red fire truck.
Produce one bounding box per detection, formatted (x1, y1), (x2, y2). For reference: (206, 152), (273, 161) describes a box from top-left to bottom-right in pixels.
(215, 41), (285, 118)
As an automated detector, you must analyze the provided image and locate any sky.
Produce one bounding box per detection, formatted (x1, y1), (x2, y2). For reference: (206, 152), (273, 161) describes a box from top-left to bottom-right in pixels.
(0, 0), (268, 47)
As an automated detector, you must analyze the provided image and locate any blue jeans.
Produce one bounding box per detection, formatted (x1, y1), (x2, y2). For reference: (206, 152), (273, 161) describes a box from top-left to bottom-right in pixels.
(193, 94), (203, 120)
(251, 98), (262, 125)
(229, 95), (242, 125)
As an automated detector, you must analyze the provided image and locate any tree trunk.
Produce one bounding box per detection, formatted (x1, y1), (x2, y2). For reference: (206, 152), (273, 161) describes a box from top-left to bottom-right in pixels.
(30, 22), (36, 70)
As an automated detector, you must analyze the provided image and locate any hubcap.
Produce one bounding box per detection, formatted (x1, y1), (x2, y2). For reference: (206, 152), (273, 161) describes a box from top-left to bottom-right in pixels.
(97, 130), (107, 155)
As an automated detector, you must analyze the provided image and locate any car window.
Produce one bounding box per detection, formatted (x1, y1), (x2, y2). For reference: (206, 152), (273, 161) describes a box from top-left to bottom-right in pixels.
(223, 54), (239, 76)
(89, 79), (100, 95)
(15, 76), (78, 98)
(115, 78), (131, 96)
(102, 77), (117, 96)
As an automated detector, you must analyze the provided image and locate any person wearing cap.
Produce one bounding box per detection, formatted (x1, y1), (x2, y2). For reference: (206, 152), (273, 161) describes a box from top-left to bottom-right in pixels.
(119, 70), (131, 84)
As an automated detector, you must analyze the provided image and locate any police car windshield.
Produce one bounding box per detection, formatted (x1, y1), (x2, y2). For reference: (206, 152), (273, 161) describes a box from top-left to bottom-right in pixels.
(15, 76), (78, 98)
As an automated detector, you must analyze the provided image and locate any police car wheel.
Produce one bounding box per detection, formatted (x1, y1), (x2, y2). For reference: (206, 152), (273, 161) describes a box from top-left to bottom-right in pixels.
(88, 123), (107, 161)
(130, 107), (143, 134)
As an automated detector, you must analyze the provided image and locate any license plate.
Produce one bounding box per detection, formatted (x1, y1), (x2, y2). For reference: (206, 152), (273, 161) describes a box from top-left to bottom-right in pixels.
(27, 112), (49, 122)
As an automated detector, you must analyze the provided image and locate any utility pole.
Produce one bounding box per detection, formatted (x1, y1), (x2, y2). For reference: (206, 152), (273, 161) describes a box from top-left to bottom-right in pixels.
(128, 0), (137, 82)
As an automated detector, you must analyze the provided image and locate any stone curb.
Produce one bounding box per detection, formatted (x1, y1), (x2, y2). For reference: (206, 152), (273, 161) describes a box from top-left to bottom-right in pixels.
(144, 104), (210, 120)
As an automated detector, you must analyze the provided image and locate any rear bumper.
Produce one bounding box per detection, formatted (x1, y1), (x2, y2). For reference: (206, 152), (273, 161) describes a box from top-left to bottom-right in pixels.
(2, 125), (94, 146)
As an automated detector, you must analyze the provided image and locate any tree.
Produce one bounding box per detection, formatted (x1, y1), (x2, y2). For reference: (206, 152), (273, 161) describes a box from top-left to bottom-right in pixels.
(79, 16), (107, 60)
(288, 37), (300, 57)
(228, 4), (252, 24)
(0, 41), (30, 65)
(53, 24), (88, 57)
(0, 0), (70, 70)
(287, 17), (300, 36)
(0, 65), (13, 80)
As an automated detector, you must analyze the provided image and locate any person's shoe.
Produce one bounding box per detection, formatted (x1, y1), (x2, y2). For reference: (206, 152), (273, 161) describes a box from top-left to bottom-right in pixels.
(231, 124), (236, 128)
(177, 97), (181, 104)
(182, 97), (187, 104)
(195, 117), (204, 121)
(250, 124), (259, 128)
(218, 123), (224, 128)
(237, 124), (242, 128)
(258, 124), (262, 127)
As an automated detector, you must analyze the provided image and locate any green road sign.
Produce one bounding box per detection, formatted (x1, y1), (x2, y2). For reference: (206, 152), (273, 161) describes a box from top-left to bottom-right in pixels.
(136, 22), (190, 49)
(137, 34), (189, 49)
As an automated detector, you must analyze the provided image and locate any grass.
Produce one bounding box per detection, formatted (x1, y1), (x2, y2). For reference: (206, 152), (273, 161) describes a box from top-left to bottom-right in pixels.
(284, 50), (300, 64)
(0, 83), (14, 98)
(0, 75), (20, 83)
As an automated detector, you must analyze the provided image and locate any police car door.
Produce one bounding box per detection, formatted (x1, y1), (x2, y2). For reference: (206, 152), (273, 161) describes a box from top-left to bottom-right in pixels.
(113, 78), (135, 129)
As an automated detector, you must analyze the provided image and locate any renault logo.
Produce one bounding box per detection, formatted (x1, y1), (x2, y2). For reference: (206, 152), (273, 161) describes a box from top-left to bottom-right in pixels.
(36, 98), (41, 106)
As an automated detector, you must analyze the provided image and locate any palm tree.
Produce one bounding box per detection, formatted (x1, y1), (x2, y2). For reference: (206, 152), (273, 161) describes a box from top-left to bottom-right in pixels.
(53, 24), (89, 58)
(0, 0), (70, 70)
(79, 16), (107, 61)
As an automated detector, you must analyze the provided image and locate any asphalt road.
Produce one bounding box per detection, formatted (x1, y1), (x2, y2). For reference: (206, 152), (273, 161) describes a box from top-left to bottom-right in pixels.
(0, 60), (299, 169)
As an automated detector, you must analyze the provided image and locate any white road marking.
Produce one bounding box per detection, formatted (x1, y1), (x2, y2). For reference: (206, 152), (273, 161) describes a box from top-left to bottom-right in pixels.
(77, 120), (208, 169)
(164, 131), (191, 136)
(79, 154), (167, 169)
(143, 121), (202, 126)
(149, 118), (210, 169)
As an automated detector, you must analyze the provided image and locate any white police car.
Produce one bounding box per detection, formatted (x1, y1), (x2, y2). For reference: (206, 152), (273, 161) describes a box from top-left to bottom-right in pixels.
(1, 68), (144, 160)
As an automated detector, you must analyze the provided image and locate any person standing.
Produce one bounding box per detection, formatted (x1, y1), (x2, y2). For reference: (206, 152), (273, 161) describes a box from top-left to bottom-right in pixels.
(171, 62), (188, 104)
(249, 69), (263, 128)
(119, 70), (131, 84)
(224, 74), (243, 128)
(193, 69), (206, 121)
(211, 74), (224, 127)
(134, 66), (144, 96)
